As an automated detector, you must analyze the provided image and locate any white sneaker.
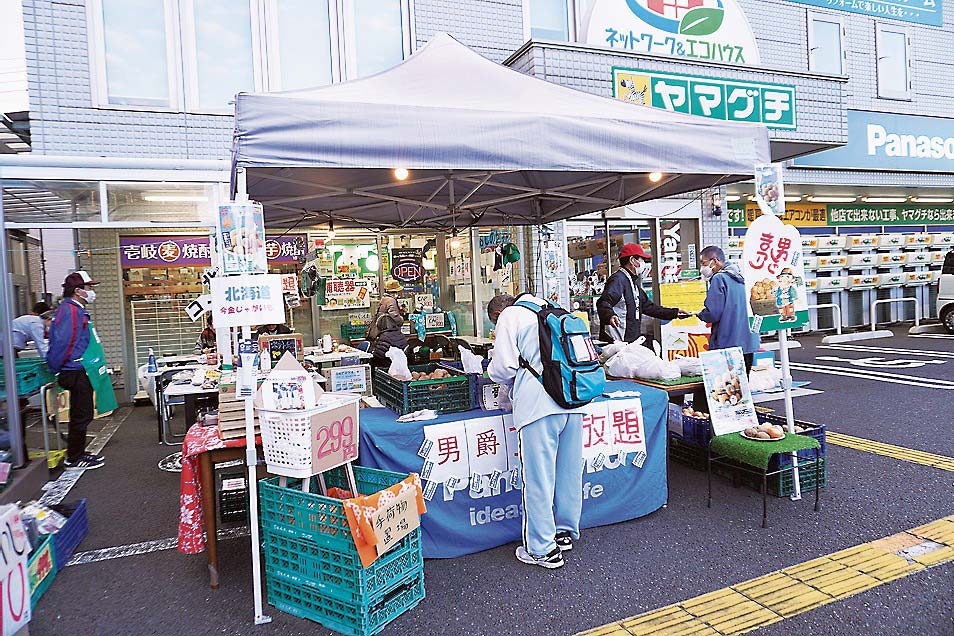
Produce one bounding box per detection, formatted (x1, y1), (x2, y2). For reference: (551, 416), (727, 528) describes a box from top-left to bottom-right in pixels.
(515, 546), (564, 569)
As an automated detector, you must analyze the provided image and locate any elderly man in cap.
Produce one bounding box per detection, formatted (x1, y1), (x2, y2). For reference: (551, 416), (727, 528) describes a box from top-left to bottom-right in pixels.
(47, 271), (116, 469)
(596, 243), (688, 346)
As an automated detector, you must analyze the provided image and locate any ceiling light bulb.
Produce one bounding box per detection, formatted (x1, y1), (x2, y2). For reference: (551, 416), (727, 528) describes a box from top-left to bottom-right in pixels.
(365, 254), (379, 271)
(648, 171), (663, 183)
(394, 168), (409, 181)
(450, 236), (461, 250)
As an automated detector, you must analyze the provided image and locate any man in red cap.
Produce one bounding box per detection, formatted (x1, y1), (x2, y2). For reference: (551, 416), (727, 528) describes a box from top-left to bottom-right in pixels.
(47, 270), (113, 469)
(596, 243), (688, 346)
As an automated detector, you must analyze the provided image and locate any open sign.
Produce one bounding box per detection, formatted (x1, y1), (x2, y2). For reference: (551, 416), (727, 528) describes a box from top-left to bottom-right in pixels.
(392, 262), (422, 282)
(390, 248), (424, 284)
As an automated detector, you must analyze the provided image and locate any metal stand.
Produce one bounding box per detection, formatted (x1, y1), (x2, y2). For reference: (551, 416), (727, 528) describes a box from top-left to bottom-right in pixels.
(39, 382), (64, 467)
(776, 329), (801, 501)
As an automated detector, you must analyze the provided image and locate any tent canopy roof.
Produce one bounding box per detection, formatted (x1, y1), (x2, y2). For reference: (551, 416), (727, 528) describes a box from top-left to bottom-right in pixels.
(233, 33), (771, 229)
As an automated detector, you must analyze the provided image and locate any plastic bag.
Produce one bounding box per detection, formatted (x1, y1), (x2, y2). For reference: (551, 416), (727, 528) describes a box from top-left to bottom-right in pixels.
(605, 342), (681, 381)
(458, 345), (485, 374)
(673, 356), (702, 377)
(386, 347), (412, 380)
(748, 365), (781, 393)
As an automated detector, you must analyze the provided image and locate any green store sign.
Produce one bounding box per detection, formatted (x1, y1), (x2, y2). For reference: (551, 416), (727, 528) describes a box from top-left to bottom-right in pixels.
(613, 68), (797, 130)
(729, 203), (954, 227)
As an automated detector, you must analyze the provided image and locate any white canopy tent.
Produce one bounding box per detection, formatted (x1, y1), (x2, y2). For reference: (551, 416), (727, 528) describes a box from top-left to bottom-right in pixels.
(231, 33), (772, 230)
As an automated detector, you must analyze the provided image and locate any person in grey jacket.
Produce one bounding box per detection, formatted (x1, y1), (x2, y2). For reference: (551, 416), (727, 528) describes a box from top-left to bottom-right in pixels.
(596, 243), (688, 346)
(366, 295), (408, 363)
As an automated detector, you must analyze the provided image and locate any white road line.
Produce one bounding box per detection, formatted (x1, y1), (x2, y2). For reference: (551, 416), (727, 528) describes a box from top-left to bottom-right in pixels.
(788, 362), (954, 389)
(819, 344), (954, 359)
(911, 334), (954, 340)
(39, 406), (132, 506)
(65, 527), (250, 567)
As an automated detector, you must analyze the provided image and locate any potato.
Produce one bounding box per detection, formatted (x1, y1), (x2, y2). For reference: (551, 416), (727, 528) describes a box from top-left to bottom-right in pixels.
(743, 427), (758, 437)
(693, 411), (705, 418)
(766, 428), (784, 439)
(755, 431), (772, 440)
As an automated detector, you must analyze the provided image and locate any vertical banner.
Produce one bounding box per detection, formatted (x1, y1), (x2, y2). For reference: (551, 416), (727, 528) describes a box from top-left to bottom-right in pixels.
(217, 202), (267, 275)
(541, 240), (564, 306)
(742, 214), (809, 332)
(753, 164), (785, 218)
(699, 347), (758, 436)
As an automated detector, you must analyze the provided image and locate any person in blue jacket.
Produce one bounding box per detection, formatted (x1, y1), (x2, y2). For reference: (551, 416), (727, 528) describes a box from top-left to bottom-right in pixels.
(47, 271), (105, 470)
(692, 246), (761, 410)
(596, 243), (688, 346)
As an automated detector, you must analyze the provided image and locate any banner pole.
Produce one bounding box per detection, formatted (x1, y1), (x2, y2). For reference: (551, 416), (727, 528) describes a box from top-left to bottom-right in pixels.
(776, 328), (801, 500)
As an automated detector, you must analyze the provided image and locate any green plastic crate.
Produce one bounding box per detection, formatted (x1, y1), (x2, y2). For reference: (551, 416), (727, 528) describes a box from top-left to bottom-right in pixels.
(28, 535), (56, 608)
(268, 569), (424, 636)
(262, 527), (423, 604)
(340, 323), (370, 343)
(372, 364), (471, 415)
(0, 358), (56, 397)
(258, 466), (417, 553)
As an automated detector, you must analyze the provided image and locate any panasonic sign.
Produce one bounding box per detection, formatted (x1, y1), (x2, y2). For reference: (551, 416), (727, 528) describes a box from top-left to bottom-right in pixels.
(793, 110), (954, 172)
(867, 124), (954, 160)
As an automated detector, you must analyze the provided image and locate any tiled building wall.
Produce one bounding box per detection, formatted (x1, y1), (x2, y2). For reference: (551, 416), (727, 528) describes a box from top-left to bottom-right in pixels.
(414, 0), (525, 61)
(75, 228), (126, 388)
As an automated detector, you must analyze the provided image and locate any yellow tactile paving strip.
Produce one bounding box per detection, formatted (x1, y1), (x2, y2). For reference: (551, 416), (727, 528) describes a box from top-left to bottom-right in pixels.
(577, 517), (954, 636)
(825, 432), (954, 471)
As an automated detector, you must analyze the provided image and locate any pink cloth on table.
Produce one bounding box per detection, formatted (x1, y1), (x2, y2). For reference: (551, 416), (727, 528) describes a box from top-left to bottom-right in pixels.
(177, 423), (261, 554)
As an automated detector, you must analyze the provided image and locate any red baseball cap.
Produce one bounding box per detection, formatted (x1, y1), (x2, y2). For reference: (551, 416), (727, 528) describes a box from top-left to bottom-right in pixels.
(620, 243), (651, 260)
(63, 270), (101, 289)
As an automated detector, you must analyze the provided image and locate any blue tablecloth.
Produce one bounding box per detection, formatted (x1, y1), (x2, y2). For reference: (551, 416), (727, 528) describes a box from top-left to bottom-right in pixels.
(358, 380), (668, 558)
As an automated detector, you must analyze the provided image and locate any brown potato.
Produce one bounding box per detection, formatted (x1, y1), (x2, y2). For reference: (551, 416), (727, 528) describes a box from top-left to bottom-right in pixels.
(744, 427), (758, 437)
(755, 431), (772, 440)
(766, 428), (784, 439)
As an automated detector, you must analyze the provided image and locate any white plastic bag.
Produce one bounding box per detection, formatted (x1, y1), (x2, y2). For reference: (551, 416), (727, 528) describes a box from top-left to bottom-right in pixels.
(386, 347), (412, 380)
(673, 356), (702, 377)
(604, 343), (681, 381)
(748, 365), (782, 393)
(458, 345), (485, 374)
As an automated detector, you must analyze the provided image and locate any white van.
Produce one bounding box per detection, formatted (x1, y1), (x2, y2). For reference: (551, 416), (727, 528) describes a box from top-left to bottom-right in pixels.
(939, 250), (954, 333)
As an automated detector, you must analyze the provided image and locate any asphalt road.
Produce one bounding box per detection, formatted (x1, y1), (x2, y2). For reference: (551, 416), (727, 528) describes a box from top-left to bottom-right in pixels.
(29, 327), (954, 636)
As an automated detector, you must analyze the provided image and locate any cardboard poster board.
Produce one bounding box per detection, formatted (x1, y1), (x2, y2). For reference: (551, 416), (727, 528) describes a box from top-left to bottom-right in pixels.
(699, 347), (758, 435)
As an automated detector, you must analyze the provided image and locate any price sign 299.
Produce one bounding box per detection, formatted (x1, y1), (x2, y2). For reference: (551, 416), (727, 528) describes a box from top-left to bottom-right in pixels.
(310, 402), (360, 474)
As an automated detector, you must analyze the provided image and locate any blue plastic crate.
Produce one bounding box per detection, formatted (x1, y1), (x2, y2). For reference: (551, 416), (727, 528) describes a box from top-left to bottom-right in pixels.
(51, 499), (87, 571)
(268, 569), (424, 636)
(262, 527), (423, 604)
(758, 413), (827, 469)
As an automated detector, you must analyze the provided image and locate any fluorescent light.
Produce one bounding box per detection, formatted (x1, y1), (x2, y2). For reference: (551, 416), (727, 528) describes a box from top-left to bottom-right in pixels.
(648, 171), (663, 183)
(784, 195), (803, 202)
(143, 194), (208, 202)
(724, 195), (741, 202)
(912, 196), (954, 204)
(808, 196), (856, 203)
(862, 196), (908, 203)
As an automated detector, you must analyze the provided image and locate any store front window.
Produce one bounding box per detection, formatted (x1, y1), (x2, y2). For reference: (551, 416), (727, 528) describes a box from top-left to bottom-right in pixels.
(348, 0), (408, 78)
(527, 0), (572, 41)
(1, 181), (100, 225)
(106, 183), (218, 224)
(186, 0), (257, 111)
(270, 0), (335, 90)
(97, 0), (175, 107)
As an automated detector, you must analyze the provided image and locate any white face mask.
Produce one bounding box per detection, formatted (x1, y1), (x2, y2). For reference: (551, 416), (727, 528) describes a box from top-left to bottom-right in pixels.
(78, 287), (96, 304)
(633, 260), (651, 277)
(700, 265), (714, 280)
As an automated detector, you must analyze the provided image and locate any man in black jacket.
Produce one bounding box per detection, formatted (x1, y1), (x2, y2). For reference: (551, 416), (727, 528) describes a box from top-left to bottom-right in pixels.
(596, 243), (688, 346)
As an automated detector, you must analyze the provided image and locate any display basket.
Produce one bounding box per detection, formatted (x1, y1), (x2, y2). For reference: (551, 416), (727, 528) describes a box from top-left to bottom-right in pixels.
(372, 364), (471, 415)
(676, 405), (826, 454)
(257, 394), (361, 479)
(51, 499), (88, 571)
(28, 534), (56, 608)
(340, 323), (370, 344)
(259, 465), (425, 636)
(0, 358), (56, 397)
(438, 361), (508, 411)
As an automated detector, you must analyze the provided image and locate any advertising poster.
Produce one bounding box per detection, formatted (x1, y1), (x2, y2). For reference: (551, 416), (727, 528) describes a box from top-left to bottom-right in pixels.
(322, 277), (370, 310)
(659, 280), (710, 361)
(699, 347), (758, 435)
(753, 164), (785, 218)
(541, 240), (564, 306)
(216, 202), (267, 275)
(742, 213), (809, 332)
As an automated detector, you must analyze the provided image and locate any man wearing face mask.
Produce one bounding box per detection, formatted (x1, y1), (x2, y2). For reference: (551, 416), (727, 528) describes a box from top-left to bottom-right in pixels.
(692, 246), (760, 410)
(596, 243), (689, 346)
(47, 271), (118, 469)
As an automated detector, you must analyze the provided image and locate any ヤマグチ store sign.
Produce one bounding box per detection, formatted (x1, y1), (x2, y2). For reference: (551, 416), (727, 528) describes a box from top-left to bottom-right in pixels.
(584, 0), (761, 64)
(786, 0), (940, 26)
(614, 68), (796, 130)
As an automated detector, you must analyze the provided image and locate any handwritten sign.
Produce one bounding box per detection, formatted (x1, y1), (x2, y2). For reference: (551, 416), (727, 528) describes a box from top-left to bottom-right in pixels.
(210, 273), (285, 328)
(311, 402), (360, 474)
(742, 213), (809, 332)
(259, 333), (304, 366)
(0, 506), (31, 635)
(371, 487), (421, 556)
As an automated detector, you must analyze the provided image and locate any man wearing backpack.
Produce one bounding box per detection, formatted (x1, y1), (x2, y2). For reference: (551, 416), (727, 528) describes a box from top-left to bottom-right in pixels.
(597, 243), (689, 346)
(487, 293), (605, 569)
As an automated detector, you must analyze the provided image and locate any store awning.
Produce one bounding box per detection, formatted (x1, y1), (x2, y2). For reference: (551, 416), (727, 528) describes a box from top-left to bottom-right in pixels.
(232, 33), (771, 230)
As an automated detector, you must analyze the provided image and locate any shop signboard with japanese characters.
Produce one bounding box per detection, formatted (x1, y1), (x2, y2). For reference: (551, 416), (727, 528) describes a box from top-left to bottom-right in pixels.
(584, 0), (761, 64)
(121, 234), (306, 268)
(210, 274), (286, 328)
(216, 202), (267, 275)
(322, 277), (370, 310)
(729, 202), (954, 227)
(728, 203), (828, 228)
(417, 397), (646, 498)
(0, 507), (31, 635)
(743, 214), (809, 332)
(614, 68), (796, 130)
(787, 0), (940, 26)
(699, 347), (758, 435)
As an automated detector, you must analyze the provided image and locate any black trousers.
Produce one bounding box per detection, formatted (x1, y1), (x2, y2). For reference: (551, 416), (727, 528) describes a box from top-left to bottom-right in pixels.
(57, 370), (94, 461)
(690, 352), (754, 411)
